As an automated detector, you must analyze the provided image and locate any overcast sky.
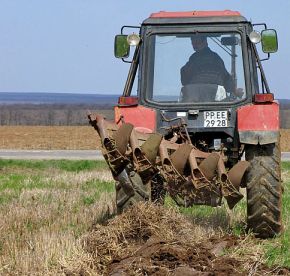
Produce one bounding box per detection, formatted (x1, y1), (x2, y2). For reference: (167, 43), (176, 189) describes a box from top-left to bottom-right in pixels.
(0, 0), (289, 99)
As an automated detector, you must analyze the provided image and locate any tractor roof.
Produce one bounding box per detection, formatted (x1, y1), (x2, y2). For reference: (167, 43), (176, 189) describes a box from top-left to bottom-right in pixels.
(143, 10), (247, 25)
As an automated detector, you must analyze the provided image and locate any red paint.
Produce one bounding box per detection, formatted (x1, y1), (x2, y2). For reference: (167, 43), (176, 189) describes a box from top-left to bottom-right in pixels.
(150, 10), (241, 18)
(114, 105), (156, 133)
(118, 96), (139, 106)
(237, 102), (279, 131)
(254, 93), (274, 103)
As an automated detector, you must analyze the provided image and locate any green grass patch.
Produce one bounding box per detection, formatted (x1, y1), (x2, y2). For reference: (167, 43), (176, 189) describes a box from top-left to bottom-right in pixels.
(0, 159), (113, 205)
(82, 179), (114, 192)
(0, 191), (19, 205)
(0, 159), (108, 172)
(82, 181), (115, 206)
(282, 161), (290, 171)
(0, 174), (43, 192)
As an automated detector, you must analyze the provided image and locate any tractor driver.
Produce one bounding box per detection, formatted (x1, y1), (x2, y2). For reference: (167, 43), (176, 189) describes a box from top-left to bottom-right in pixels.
(180, 34), (240, 100)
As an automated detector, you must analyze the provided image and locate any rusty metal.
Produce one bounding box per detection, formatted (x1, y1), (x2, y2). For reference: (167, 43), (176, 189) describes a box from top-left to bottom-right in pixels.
(186, 150), (222, 207)
(199, 152), (220, 181)
(141, 133), (163, 164)
(216, 156), (244, 209)
(113, 123), (134, 155)
(88, 115), (130, 176)
(228, 161), (250, 189)
(170, 143), (193, 174)
(129, 130), (162, 183)
(159, 141), (187, 201)
(89, 115), (249, 209)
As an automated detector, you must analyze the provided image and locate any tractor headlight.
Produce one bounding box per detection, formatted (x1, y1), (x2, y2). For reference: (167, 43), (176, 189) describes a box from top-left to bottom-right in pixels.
(249, 30), (261, 44)
(127, 33), (141, 46)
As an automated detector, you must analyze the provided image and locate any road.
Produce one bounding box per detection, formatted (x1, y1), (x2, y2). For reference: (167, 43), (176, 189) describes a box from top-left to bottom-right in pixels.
(0, 149), (289, 161)
(282, 152), (290, 161)
(0, 150), (104, 160)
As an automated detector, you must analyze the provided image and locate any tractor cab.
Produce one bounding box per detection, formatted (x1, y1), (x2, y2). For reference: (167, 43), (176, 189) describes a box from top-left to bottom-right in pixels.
(115, 10), (277, 110)
(114, 10), (279, 151)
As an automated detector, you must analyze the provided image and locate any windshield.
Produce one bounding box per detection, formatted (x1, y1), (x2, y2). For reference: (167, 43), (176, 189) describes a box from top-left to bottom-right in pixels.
(147, 32), (246, 104)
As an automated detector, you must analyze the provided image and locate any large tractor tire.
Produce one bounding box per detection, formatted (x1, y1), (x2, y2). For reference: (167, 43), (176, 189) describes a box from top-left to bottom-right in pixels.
(245, 143), (282, 238)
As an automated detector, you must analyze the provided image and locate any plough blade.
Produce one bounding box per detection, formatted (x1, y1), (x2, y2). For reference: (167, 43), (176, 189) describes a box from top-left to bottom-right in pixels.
(216, 157), (245, 209)
(88, 115), (130, 176)
(141, 133), (163, 164)
(199, 152), (220, 181)
(113, 123), (134, 155)
(129, 131), (162, 183)
(228, 161), (250, 189)
(89, 114), (250, 210)
(170, 144), (193, 174)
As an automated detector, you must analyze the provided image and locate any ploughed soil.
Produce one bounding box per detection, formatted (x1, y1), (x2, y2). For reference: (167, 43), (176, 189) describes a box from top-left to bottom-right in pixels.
(63, 203), (289, 276)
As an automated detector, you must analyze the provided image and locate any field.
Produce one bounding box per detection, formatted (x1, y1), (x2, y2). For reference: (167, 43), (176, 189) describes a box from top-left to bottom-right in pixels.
(0, 126), (100, 150)
(0, 159), (289, 275)
(0, 126), (289, 151)
(0, 126), (289, 275)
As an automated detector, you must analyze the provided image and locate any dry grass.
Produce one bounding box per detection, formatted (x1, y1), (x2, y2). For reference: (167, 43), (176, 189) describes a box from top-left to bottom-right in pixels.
(0, 126), (289, 151)
(0, 164), (115, 275)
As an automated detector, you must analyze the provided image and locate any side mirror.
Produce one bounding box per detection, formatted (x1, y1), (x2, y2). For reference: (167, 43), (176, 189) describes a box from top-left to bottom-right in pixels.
(114, 35), (130, 58)
(261, 29), (278, 53)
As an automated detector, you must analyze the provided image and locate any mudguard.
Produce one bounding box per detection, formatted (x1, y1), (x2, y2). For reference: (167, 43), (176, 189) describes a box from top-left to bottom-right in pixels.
(237, 102), (280, 145)
(114, 105), (156, 133)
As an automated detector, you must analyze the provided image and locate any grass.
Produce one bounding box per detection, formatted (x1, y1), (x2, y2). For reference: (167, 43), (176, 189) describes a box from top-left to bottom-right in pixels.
(0, 159), (289, 274)
(0, 159), (115, 275)
(0, 159), (108, 172)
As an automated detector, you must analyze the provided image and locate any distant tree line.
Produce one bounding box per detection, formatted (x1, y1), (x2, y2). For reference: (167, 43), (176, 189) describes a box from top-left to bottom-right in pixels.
(0, 104), (114, 126)
(280, 101), (290, 129)
(280, 110), (290, 129)
(0, 103), (289, 128)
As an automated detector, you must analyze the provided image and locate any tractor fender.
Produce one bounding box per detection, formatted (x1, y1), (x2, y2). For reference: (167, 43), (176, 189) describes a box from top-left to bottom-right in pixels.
(237, 102), (280, 145)
(114, 105), (156, 133)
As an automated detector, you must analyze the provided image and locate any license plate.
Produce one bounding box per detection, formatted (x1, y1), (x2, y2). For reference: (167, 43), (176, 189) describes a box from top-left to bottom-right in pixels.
(204, 111), (228, 127)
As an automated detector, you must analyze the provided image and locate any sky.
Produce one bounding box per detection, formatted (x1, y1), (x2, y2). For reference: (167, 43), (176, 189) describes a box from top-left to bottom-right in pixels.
(0, 0), (289, 99)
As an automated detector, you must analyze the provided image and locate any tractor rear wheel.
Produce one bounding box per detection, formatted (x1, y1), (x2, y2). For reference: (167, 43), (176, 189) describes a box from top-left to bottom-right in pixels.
(245, 143), (282, 238)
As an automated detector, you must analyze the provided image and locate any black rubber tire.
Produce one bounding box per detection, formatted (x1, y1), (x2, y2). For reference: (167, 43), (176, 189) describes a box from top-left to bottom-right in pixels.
(115, 168), (150, 214)
(245, 143), (282, 238)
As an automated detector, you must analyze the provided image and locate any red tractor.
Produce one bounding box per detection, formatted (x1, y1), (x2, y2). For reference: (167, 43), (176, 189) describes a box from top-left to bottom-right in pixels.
(89, 10), (281, 238)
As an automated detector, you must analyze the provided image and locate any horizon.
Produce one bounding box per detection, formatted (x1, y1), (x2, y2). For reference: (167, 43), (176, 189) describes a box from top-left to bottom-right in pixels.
(0, 91), (120, 95)
(0, 91), (289, 102)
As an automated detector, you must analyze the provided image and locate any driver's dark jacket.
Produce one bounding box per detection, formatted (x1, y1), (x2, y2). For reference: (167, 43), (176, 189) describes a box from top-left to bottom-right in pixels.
(180, 47), (234, 92)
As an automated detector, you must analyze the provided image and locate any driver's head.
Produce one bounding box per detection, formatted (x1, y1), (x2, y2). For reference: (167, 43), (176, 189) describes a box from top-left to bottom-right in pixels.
(191, 34), (208, 52)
